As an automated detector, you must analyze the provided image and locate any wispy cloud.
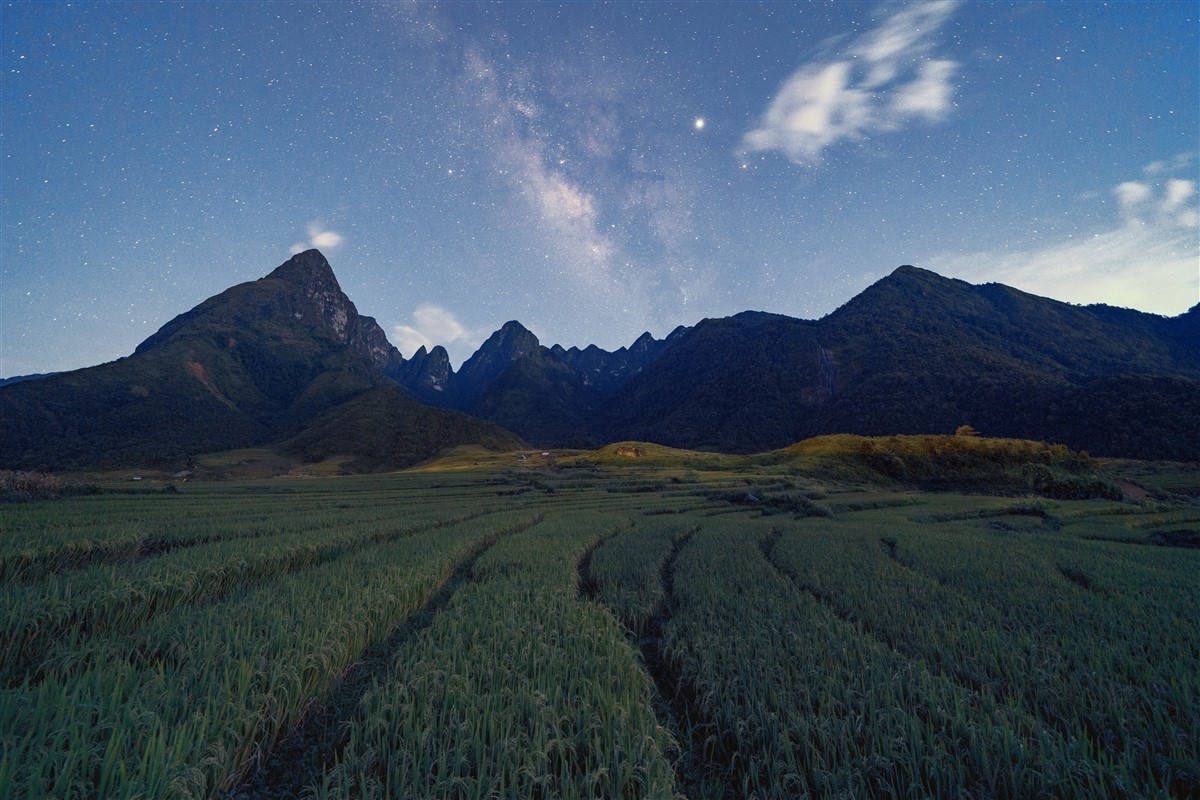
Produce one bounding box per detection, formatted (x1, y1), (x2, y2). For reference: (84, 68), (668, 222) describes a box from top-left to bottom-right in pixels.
(391, 303), (468, 357)
(921, 161), (1200, 315)
(740, 0), (960, 164)
(289, 221), (344, 255)
(1142, 152), (1196, 177)
(1114, 177), (1198, 228)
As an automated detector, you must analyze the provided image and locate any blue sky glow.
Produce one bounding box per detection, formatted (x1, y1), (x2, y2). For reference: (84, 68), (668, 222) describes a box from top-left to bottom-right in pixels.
(2, 0), (1197, 376)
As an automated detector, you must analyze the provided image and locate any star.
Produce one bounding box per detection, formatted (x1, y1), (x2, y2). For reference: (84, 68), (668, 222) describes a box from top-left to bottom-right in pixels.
(694, 117), (705, 131)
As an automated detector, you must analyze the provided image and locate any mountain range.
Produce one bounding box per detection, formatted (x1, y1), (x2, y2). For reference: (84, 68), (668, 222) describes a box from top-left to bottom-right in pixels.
(2, 249), (1197, 471)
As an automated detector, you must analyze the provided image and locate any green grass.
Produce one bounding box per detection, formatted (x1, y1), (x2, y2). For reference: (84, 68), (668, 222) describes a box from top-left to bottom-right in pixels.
(2, 445), (1196, 798)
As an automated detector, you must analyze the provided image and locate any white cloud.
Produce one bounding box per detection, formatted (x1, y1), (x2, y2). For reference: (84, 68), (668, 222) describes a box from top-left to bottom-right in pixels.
(889, 58), (956, 117)
(1115, 178), (1197, 228)
(850, 0), (958, 64)
(289, 221), (344, 255)
(413, 303), (466, 342)
(391, 303), (468, 358)
(740, 0), (960, 164)
(310, 230), (344, 249)
(921, 165), (1200, 316)
(1143, 152), (1195, 176)
(1163, 179), (1196, 212)
(1114, 181), (1152, 213)
(391, 325), (431, 356)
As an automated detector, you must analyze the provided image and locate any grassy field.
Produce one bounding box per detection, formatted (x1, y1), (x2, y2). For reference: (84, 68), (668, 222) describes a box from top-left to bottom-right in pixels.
(2, 439), (1198, 798)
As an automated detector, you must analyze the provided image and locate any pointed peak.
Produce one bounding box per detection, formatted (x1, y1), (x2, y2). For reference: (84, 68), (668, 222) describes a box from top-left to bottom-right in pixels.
(843, 265), (968, 306)
(885, 264), (953, 284)
(428, 344), (450, 361)
(266, 249), (339, 289)
(483, 320), (539, 350)
(411, 345), (429, 359)
(498, 319), (533, 335)
(665, 325), (689, 340)
(632, 331), (656, 347)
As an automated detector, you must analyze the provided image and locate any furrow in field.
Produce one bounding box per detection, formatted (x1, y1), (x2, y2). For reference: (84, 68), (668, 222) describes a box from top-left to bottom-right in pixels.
(0, 488), (507, 584)
(637, 527), (713, 800)
(225, 518), (530, 799)
(2, 507), (506, 689)
(581, 521), (722, 799)
(2, 510), (544, 799)
(659, 515), (1136, 798)
(759, 526), (1077, 755)
(310, 511), (679, 799)
(767, 516), (1199, 794)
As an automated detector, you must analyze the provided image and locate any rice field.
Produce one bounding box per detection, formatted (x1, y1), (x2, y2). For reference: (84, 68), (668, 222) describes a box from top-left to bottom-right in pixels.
(1, 457), (1197, 798)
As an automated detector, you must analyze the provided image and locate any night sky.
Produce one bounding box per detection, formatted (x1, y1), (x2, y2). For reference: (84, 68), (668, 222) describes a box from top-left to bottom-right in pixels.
(3, 1), (1197, 377)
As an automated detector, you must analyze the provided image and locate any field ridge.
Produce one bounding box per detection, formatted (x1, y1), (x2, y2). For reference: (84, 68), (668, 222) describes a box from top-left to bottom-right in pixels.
(582, 523), (720, 798)
(227, 513), (544, 798)
(3, 506), (511, 690)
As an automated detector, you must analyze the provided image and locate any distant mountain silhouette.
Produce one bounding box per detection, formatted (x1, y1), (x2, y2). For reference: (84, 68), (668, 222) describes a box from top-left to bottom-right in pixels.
(0, 373), (58, 388)
(0, 250), (518, 469)
(614, 267), (1199, 458)
(3, 253), (1197, 470)
(394, 265), (1199, 460)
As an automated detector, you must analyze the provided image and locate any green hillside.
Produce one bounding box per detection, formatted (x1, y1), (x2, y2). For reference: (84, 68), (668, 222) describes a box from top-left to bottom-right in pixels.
(280, 385), (524, 472)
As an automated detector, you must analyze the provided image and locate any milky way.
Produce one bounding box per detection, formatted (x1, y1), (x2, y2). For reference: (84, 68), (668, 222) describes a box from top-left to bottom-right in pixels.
(3, 1), (1196, 376)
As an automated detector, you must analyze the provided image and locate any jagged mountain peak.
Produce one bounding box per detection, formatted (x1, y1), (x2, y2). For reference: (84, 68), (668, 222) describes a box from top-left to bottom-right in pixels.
(461, 320), (541, 369)
(265, 249), (340, 291)
(133, 250), (399, 375)
(389, 343), (453, 402)
(449, 321), (542, 408)
(492, 320), (540, 349)
(631, 331), (656, 349)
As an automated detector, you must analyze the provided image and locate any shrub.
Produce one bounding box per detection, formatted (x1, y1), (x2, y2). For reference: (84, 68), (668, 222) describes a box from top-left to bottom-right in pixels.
(0, 470), (64, 501)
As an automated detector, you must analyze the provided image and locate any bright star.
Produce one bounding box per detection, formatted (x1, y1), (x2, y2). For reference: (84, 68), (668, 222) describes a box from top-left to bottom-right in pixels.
(694, 117), (705, 130)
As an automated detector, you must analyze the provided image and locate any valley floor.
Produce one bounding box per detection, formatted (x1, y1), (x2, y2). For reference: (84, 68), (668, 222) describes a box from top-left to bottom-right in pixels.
(3, 453), (1198, 798)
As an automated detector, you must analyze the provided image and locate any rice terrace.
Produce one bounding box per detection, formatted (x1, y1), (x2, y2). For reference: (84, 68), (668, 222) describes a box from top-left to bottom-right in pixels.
(3, 436), (1198, 798)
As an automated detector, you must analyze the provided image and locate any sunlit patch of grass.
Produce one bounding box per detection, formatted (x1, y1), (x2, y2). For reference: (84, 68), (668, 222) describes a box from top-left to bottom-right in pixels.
(409, 444), (531, 472)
